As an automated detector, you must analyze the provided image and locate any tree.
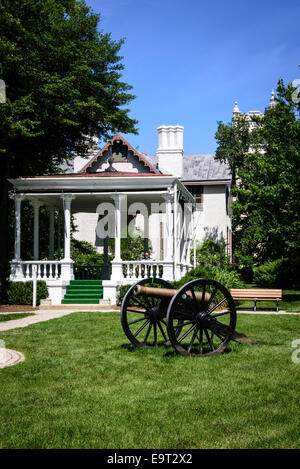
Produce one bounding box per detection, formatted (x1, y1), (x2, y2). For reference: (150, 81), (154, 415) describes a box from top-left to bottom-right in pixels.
(0, 0), (138, 296)
(215, 77), (300, 266)
(215, 112), (251, 188)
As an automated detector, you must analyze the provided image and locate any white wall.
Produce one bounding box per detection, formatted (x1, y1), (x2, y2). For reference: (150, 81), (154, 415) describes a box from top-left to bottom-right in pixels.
(193, 185), (231, 243)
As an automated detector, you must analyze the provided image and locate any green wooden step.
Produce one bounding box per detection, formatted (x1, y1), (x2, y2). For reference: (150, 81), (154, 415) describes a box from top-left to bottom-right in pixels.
(64, 293), (102, 299)
(67, 287), (103, 293)
(62, 279), (103, 304)
(61, 299), (100, 304)
(69, 280), (103, 285)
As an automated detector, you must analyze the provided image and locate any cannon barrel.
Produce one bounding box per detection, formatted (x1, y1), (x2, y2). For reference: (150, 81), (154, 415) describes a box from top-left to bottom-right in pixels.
(133, 285), (210, 302)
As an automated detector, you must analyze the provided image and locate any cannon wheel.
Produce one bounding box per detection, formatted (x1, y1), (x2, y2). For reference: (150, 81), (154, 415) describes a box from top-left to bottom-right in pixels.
(166, 278), (237, 357)
(121, 278), (177, 348)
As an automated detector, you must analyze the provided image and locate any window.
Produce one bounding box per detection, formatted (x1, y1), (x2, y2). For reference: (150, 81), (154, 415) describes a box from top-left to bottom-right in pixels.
(185, 185), (204, 211)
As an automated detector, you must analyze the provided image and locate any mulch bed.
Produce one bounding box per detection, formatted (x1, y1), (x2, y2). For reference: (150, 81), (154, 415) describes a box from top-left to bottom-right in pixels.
(0, 305), (38, 313)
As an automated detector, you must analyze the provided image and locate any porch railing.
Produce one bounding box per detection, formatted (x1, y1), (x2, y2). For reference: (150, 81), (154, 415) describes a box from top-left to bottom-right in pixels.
(121, 261), (165, 280)
(11, 259), (192, 282)
(21, 261), (62, 279)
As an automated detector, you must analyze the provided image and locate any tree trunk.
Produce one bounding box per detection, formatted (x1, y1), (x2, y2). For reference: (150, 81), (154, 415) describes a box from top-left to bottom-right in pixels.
(0, 157), (13, 301)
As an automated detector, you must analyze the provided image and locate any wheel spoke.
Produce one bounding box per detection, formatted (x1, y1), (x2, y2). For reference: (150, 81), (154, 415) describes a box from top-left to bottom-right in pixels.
(204, 328), (214, 351)
(206, 297), (227, 315)
(131, 297), (148, 310)
(128, 316), (148, 326)
(187, 327), (198, 353)
(200, 283), (206, 309)
(153, 322), (157, 346)
(206, 287), (218, 310)
(143, 323), (152, 343)
(134, 319), (150, 337)
(157, 321), (168, 342)
(210, 310), (231, 319)
(173, 320), (195, 329)
(199, 328), (203, 354)
(177, 323), (197, 343)
(189, 288), (199, 314)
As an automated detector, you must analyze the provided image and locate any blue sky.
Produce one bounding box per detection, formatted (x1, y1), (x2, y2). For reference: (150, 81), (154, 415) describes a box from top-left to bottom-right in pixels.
(86, 0), (300, 155)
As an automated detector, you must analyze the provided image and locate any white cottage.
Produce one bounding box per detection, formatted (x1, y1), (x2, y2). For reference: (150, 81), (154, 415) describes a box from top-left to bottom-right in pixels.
(8, 125), (232, 305)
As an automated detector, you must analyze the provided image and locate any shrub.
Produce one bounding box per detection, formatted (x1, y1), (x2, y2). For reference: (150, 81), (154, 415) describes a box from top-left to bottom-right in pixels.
(253, 258), (300, 288)
(7, 281), (48, 305)
(253, 259), (283, 287)
(71, 239), (105, 266)
(173, 265), (244, 291)
(191, 238), (231, 269)
(116, 283), (132, 306)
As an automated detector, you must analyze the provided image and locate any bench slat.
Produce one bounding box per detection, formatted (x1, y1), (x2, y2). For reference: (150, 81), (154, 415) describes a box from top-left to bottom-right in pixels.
(230, 288), (282, 312)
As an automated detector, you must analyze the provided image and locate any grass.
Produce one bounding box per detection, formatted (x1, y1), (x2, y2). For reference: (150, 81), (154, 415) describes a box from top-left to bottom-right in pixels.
(0, 311), (299, 449)
(0, 313), (35, 322)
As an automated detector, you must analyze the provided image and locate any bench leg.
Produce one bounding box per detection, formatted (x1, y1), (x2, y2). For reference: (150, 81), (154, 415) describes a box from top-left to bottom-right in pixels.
(254, 300), (256, 312)
(276, 300), (279, 312)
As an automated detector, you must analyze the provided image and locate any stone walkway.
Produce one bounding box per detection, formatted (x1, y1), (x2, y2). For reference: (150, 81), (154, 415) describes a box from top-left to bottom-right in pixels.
(0, 307), (298, 334)
(0, 307), (120, 332)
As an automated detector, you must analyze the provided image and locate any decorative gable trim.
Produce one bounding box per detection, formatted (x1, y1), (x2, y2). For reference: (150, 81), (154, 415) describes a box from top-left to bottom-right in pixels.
(79, 132), (159, 174)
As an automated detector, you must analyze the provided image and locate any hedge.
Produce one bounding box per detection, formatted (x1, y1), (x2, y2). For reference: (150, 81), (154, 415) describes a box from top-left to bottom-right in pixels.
(7, 281), (48, 305)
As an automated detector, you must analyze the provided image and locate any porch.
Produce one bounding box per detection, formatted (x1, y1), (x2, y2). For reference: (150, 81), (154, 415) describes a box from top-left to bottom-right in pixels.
(8, 173), (194, 304)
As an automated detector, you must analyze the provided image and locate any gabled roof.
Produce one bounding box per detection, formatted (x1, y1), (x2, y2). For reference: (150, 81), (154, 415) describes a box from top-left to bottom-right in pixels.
(79, 132), (159, 174)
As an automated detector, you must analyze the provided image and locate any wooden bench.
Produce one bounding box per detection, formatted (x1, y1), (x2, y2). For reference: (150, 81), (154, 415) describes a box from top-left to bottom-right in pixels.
(230, 289), (282, 312)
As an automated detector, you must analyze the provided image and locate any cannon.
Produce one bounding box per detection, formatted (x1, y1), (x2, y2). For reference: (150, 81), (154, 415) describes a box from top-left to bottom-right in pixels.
(120, 277), (237, 357)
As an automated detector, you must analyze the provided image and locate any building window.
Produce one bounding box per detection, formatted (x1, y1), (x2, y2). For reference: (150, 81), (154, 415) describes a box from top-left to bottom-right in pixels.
(185, 185), (204, 211)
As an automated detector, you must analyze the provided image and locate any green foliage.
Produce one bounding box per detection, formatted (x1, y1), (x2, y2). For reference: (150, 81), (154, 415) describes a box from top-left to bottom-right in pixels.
(215, 112), (252, 187)
(174, 265), (244, 291)
(70, 239), (105, 266)
(253, 258), (300, 289)
(6, 281), (48, 305)
(0, 0), (138, 291)
(110, 228), (152, 261)
(215, 76), (300, 265)
(116, 283), (132, 306)
(191, 237), (231, 269)
(253, 259), (284, 288)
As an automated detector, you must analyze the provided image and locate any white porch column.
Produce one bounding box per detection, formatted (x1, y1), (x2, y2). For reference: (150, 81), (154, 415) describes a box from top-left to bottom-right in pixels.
(9, 194), (24, 281)
(113, 194), (121, 261)
(13, 194), (23, 261)
(30, 199), (42, 261)
(163, 192), (174, 261)
(110, 194), (126, 280)
(60, 194), (75, 281)
(144, 203), (150, 254)
(159, 192), (174, 280)
(183, 202), (193, 271)
(173, 185), (178, 280)
(49, 207), (55, 260)
(61, 195), (74, 261)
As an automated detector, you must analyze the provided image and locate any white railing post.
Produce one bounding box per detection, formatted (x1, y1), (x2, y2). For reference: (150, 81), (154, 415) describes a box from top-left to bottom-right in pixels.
(32, 265), (37, 307)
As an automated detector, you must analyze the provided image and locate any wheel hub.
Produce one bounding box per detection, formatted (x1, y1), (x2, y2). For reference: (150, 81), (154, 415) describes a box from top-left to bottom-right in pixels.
(196, 312), (209, 327)
(148, 304), (164, 322)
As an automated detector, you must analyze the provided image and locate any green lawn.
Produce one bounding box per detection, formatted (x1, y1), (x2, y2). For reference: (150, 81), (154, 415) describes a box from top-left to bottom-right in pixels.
(0, 313), (34, 322)
(0, 311), (299, 449)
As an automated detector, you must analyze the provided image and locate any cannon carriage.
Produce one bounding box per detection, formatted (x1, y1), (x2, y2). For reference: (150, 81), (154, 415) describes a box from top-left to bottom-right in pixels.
(121, 278), (237, 357)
